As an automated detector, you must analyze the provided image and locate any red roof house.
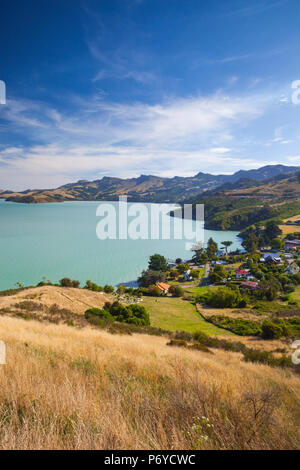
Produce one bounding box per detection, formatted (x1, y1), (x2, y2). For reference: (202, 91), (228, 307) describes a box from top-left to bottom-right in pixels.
(240, 280), (258, 290)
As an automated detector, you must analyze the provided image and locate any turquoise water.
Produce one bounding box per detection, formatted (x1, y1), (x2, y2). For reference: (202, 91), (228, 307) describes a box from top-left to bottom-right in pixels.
(0, 200), (241, 291)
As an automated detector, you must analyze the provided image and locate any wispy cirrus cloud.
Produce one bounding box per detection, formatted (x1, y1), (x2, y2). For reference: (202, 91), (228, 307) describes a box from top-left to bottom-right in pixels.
(0, 88), (274, 189)
(224, 0), (288, 17)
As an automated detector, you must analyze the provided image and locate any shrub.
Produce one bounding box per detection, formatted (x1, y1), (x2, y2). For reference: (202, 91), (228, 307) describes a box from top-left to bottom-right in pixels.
(197, 287), (247, 308)
(188, 342), (213, 353)
(116, 284), (126, 295)
(104, 285), (114, 293)
(243, 349), (291, 368)
(209, 265), (226, 284)
(59, 278), (80, 288)
(146, 285), (161, 297)
(190, 269), (200, 280)
(208, 315), (262, 336)
(169, 269), (178, 279)
(176, 264), (190, 275)
(255, 278), (281, 301)
(84, 308), (114, 326)
(261, 319), (285, 340)
(84, 280), (103, 292)
(104, 301), (150, 326)
(169, 286), (184, 297)
(167, 339), (187, 347)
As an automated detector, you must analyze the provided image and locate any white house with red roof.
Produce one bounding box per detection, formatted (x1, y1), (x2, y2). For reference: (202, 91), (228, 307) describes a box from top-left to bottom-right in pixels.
(235, 269), (250, 279)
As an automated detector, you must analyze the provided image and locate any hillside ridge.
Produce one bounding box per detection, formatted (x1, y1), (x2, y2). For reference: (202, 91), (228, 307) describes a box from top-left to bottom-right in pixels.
(0, 164), (298, 204)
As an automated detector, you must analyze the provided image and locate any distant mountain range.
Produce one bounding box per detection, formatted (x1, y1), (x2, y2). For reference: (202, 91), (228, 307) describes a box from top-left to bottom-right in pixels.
(0, 164), (299, 204)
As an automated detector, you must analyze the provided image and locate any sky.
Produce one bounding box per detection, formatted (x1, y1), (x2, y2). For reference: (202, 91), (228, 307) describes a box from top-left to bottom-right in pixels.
(1, 0), (300, 190)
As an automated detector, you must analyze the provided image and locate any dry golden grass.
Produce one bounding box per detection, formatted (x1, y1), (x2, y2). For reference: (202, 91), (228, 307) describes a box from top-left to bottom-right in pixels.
(0, 286), (111, 314)
(279, 225), (300, 235)
(0, 316), (299, 450)
(283, 214), (300, 223)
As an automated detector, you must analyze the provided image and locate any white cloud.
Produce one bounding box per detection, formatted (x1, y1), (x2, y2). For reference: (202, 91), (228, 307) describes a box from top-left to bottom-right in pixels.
(0, 143), (271, 190)
(0, 89), (275, 189)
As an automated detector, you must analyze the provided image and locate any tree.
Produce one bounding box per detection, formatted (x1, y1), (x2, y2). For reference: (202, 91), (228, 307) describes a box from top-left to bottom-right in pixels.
(192, 246), (208, 264)
(242, 232), (259, 253)
(270, 238), (283, 250)
(265, 221), (282, 241)
(221, 240), (233, 255)
(138, 269), (167, 287)
(169, 269), (178, 279)
(175, 258), (182, 264)
(84, 280), (103, 292)
(190, 269), (200, 279)
(209, 264), (225, 284)
(117, 284), (126, 295)
(176, 263), (189, 275)
(59, 278), (80, 288)
(255, 278), (281, 301)
(148, 254), (169, 272)
(206, 237), (218, 259)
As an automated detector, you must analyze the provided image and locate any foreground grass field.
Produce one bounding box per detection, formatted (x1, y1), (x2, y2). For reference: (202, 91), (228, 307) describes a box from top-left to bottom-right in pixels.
(142, 296), (232, 335)
(0, 316), (299, 450)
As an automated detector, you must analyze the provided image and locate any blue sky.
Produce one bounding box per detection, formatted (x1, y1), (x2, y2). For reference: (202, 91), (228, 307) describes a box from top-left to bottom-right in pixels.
(1, 0), (300, 189)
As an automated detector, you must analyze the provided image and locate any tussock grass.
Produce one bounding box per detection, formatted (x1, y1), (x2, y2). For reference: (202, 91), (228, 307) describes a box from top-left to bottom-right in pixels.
(0, 316), (299, 450)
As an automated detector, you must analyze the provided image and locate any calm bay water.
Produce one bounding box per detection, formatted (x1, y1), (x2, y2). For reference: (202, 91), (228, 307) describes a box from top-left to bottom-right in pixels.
(0, 200), (242, 291)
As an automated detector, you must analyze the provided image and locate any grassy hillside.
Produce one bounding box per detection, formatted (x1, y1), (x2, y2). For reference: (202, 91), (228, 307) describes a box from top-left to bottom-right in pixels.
(190, 172), (300, 230)
(0, 315), (299, 450)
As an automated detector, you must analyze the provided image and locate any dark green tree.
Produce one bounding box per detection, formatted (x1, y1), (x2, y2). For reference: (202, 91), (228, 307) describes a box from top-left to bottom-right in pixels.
(221, 240), (233, 255)
(265, 221), (282, 241)
(242, 232), (259, 253)
(138, 269), (167, 287)
(148, 254), (169, 272)
(206, 237), (218, 259)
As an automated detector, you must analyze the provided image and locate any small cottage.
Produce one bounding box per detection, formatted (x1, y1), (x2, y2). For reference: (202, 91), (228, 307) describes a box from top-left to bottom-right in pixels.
(240, 280), (258, 290)
(156, 282), (171, 294)
(235, 269), (250, 279)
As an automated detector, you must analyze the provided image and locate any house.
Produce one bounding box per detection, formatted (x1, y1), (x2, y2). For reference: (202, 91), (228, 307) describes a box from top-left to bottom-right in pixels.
(285, 262), (300, 275)
(235, 269), (250, 279)
(217, 249), (226, 257)
(264, 254), (282, 265)
(240, 280), (258, 290)
(156, 282), (171, 294)
(184, 269), (191, 281)
(260, 246), (272, 252)
(284, 239), (300, 250)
